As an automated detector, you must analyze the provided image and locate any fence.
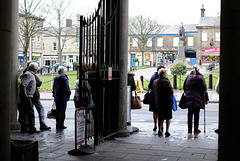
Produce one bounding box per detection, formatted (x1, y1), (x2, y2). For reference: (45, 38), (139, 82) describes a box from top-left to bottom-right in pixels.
(140, 73), (219, 90)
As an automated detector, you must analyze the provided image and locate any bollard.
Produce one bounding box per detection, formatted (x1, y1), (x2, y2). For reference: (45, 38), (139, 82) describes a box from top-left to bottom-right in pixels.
(209, 74), (213, 89)
(173, 74), (177, 89)
(140, 75), (144, 87)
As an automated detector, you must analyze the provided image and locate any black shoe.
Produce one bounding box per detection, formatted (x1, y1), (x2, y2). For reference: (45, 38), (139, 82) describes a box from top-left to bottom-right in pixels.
(153, 127), (157, 132)
(214, 129), (219, 134)
(165, 132), (171, 137)
(40, 124), (51, 131)
(57, 126), (67, 129)
(158, 131), (163, 136)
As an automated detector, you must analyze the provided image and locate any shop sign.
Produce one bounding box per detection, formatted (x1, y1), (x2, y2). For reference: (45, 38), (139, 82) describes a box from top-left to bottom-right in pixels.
(202, 48), (220, 52)
(18, 51), (29, 57)
(32, 52), (41, 57)
(163, 51), (177, 54)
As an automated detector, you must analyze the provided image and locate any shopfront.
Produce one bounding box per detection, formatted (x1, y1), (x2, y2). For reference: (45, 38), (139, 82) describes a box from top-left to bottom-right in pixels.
(162, 51), (177, 64)
(32, 52), (42, 67)
(201, 48), (220, 65)
(18, 51), (29, 68)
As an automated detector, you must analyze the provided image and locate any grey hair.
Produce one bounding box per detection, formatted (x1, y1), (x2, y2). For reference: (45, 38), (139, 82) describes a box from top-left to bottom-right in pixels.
(58, 66), (67, 74)
(28, 63), (38, 71)
(193, 65), (200, 77)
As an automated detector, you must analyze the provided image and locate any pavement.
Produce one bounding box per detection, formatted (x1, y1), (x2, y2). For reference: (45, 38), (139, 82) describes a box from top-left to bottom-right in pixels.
(10, 67), (219, 161)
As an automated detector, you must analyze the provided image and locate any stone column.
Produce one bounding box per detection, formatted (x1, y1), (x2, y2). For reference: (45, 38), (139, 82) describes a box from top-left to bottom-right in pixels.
(118, 0), (130, 137)
(0, 0), (18, 160)
(218, 0), (240, 160)
(11, 0), (20, 130)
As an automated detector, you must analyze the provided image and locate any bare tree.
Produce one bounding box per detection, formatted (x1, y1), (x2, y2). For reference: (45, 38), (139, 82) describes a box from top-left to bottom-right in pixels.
(129, 14), (165, 65)
(45, 0), (73, 66)
(19, 0), (46, 68)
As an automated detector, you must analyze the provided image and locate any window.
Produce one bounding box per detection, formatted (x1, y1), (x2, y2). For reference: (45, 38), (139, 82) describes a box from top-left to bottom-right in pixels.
(52, 42), (57, 51)
(132, 38), (138, 47)
(62, 39), (66, 48)
(173, 37), (179, 47)
(31, 35), (35, 42)
(188, 37), (194, 46)
(37, 36), (40, 42)
(147, 38), (152, 47)
(216, 32), (220, 41)
(76, 41), (79, 48)
(157, 37), (163, 47)
(43, 42), (45, 50)
(202, 32), (207, 41)
(37, 43), (40, 48)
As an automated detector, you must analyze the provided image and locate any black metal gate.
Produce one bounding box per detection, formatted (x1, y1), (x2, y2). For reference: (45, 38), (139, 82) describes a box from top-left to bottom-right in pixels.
(78, 0), (120, 147)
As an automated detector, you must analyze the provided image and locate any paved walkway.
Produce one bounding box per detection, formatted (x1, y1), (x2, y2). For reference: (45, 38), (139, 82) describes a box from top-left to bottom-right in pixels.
(11, 67), (219, 161)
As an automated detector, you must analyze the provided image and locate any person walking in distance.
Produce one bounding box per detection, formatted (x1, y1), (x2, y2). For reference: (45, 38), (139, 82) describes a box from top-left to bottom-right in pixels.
(183, 65), (208, 134)
(53, 66), (71, 129)
(19, 63), (39, 134)
(153, 68), (173, 137)
(148, 65), (165, 132)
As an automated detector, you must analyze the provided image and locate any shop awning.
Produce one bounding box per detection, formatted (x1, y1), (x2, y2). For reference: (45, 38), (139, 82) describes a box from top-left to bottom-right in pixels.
(185, 50), (196, 58)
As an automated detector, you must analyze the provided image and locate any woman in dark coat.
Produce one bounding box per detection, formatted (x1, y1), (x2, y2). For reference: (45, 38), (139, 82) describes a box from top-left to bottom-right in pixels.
(148, 65), (165, 132)
(183, 65), (207, 134)
(153, 68), (173, 137)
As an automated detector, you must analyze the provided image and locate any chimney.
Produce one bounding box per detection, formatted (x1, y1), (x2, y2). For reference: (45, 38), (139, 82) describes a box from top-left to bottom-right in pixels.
(66, 19), (72, 27)
(201, 5), (205, 17)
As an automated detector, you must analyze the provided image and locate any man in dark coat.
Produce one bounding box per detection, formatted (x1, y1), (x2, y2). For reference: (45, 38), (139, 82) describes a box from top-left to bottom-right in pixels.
(153, 69), (173, 137)
(53, 66), (71, 129)
(183, 65), (207, 134)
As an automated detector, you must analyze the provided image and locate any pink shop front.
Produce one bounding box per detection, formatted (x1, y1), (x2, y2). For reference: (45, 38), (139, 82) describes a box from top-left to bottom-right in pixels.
(201, 48), (220, 66)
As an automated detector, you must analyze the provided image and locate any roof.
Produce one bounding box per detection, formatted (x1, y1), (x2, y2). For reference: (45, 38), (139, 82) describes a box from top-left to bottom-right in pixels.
(196, 16), (220, 27)
(43, 26), (77, 37)
(161, 24), (198, 35)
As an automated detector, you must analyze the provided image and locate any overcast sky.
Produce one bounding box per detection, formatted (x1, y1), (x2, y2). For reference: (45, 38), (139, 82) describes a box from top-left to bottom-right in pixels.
(71, 0), (220, 25)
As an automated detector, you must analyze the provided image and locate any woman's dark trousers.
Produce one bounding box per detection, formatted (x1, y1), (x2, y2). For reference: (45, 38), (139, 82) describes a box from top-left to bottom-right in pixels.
(188, 107), (200, 133)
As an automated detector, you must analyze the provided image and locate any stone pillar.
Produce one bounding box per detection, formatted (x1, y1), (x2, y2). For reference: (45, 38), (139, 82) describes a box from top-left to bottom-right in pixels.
(178, 40), (185, 60)
(218, 0), (240, 160)
(11, 1), (20, 130)
(0, 0), (18, 160)
(118, 0), (130, 137)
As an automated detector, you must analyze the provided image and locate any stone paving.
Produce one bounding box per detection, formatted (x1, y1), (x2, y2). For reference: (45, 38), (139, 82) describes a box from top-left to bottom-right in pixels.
(10, 67), (219, 161)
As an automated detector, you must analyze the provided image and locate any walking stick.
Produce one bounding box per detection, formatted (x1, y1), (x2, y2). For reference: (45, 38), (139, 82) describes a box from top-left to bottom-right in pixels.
(204, 107), (206, 133)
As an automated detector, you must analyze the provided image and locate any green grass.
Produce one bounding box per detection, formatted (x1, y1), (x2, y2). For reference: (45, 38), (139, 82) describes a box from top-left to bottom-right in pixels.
(38, 71), (77, 90)
(39, 69), (219, 91)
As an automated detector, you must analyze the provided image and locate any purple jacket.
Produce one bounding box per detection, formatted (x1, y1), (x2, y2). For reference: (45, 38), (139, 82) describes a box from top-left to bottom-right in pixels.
(183, 71), (207, 109)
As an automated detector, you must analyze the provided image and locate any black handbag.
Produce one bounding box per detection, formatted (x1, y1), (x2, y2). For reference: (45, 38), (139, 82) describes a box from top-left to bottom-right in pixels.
(143, 90), (150, 104)
(178, 93), (187, 109)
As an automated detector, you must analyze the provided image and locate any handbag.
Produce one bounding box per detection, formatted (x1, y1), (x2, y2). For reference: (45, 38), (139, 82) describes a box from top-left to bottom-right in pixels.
(143, 89), (150, 104)
(47, 100), (56, 119)
(178, 93), (187, 109)
(131, 91), (142, 109)
(171, 95), (177, 111)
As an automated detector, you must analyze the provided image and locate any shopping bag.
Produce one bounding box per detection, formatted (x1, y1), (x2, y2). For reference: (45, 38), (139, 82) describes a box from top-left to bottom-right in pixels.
(47, 100), (56, 119)
(143, 90), (150, 104)
(131, 92), (142, 109)
(171, 95), (177, 111)
(178, 93), (187, 109)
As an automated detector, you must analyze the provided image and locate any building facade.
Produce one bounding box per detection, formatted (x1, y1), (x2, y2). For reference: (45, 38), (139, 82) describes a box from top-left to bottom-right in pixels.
(128, 5), (220, 68)
(18, 13), (44, 68)
(42, 20), (79, 69)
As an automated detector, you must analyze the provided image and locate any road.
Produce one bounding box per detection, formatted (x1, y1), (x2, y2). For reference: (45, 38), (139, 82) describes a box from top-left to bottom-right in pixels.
(35, 101), (219, 149)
